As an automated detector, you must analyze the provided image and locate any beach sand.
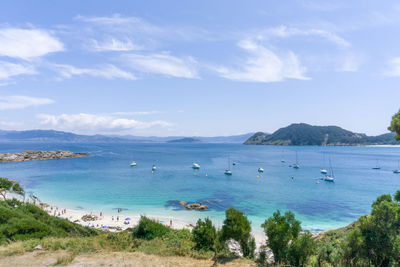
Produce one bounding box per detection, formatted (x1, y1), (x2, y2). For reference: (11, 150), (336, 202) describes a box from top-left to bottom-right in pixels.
(44, 204), (267, 249)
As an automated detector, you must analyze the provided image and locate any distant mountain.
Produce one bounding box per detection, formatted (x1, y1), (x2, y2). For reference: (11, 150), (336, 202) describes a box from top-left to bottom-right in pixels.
(167, 137), (201, 143)
(0, 129), (254, 143)
(0, 130), (129, 143)
(244, 123), (399, 146)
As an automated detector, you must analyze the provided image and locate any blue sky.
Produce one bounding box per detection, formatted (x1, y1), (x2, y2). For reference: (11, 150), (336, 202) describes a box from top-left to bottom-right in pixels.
(0, 0), (399, 136)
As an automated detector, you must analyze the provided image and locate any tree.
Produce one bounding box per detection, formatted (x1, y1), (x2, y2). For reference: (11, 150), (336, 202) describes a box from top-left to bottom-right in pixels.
(261, 210), (301, 263)
(288, 232), (316, 266)
(394, 190), (400, 203)
(192, 218), (217, 251)
(220, 207), (254, 258)
(388, 109), (400, 140)
(0, 177), (14, 200)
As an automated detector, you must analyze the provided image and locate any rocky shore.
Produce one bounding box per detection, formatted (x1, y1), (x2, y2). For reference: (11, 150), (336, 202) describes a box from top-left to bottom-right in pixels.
(0, 150), (90, 162)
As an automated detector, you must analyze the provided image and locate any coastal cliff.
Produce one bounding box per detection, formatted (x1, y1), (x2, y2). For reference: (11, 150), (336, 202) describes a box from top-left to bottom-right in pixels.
(0, 150), (89, 162)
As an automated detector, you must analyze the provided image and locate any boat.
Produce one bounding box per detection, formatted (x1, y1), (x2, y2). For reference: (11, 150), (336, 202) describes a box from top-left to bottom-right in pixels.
(281, 150), (286, 162)
(232, 162), (237, 166)
(192, 163), (200, 169)
(258, 167), (264, 173)
(320, 153), (327, 174)
(224, 158), (232, 175)
(324, 158), (335, 182)
(130, 161), (137, 167)
(292, 151), (300, 169)
(372, 160), (381, 170)
(152, 165), (156, 171)
(393, 160), (400, 174)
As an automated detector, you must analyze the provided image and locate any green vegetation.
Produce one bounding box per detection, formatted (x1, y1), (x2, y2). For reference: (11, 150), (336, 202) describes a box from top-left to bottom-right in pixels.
(0, 177), (24, 200)
(192, 218), (216, 251)
(132, 216), (171, 240)
(388, 109), (400, 140)
(244, 123), (399, 145)
(0, 199), (97, 244)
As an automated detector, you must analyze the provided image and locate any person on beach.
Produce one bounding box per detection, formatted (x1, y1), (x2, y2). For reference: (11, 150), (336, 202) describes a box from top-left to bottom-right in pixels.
(117, 216), (119, 221)
(112, 216), (114, 221)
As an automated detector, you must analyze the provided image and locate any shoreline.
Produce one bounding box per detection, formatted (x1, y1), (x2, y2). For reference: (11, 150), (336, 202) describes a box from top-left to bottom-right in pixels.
(40, 203), (268, 248)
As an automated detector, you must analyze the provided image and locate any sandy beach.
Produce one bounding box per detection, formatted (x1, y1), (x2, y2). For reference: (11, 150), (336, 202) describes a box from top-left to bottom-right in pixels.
(41, 204), (267, 249)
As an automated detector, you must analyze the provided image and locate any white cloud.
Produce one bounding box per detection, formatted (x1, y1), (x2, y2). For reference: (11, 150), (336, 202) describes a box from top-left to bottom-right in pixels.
(214, 40), (309, 83)
(0, 28), (64, 60)
(262, 25), (350, 48)
(112, 111), (161, 116)
(38, 113), (172, 132)
(123, 53), (198, 78)
(383, 57), (400, 77)
(338, 55), (361, 72)
(0, 61), (36, 80)
(52, 64), (136, 80)
(92, 38), (141, 51)
(0, 95), (54, 110)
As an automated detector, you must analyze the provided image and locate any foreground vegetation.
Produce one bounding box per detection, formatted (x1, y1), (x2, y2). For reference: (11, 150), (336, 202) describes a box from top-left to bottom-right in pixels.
(2, 175), (400, 266)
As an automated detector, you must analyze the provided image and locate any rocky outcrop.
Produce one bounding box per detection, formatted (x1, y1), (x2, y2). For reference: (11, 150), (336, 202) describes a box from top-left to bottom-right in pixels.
(0, 150), (89, 162)
(176, 200), (209, 210)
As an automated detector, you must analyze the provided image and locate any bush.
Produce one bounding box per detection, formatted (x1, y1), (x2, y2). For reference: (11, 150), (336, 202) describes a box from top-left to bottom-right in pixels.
(288, 232), (316, 266)
(132, 216), (171, 240)
(220, 207), (254, 258)
(261, 210), (300, 264)
(192, 218), (216, 251)
(0, 199), (97, 244)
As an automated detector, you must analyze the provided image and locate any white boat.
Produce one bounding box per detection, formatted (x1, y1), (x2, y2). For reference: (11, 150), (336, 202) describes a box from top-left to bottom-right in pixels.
(393, 160), (400, 174)
(292, 152), (300, 169)
(130, 161), (137, 166)
(152, 165), (156, 171)
(224, 158), (232, 175)
(324, 158), (335, 182)
(281, 159), (286, 163)
(258, 167), (264, 173)
(320, 152), (327, 174)
(372, 160), (380, 170)
(320, 169), (328, 174)
(192, 163), (200, 169)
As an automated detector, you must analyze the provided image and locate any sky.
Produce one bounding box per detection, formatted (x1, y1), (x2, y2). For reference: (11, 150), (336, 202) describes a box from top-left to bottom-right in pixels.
(0, 0), (399, 137)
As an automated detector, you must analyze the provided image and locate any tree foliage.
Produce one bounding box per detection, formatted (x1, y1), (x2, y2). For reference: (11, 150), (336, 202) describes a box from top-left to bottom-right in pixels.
(220, 207), (254, 258)
(192, 218), (216, 251)
(132, 216), (171, 240)
(0, 177), (22, 200)
(262, 210), (301, 263)
(388, 109), (400, 140)
(288, 232), (316, 267)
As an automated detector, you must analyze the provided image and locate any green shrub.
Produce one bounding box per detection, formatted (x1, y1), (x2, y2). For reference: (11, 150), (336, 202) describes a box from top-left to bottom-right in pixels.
(132, 216), (170, 240)
(192, 218), (216, 251)
(288, 232), (316, 267)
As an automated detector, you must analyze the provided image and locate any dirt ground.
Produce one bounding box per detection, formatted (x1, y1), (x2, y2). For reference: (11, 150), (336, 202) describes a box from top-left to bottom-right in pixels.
(0, 251), (257, 267)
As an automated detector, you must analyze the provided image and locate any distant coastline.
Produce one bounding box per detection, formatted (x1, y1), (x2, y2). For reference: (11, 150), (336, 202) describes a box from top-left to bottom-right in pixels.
(0, 150), (89, 163)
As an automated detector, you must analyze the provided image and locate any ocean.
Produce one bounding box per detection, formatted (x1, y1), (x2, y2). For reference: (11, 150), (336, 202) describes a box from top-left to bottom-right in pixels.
(1, 142), (399, 232)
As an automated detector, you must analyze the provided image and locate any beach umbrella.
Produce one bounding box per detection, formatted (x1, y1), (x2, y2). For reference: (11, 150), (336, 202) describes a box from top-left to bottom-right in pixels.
(125, 217), (131, 221)
(102, 226), (109, 229)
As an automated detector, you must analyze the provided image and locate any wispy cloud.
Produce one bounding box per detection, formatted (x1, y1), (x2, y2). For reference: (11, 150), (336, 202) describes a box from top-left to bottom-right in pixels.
(0, 61), (36, 80)
(382, 57), (400, 77)
(260, 25), (350, 48)
(52, 64), (136, 80)
(112, 111), (162, 116)
(213, 40), (309, 83)
(38, 113), (172, 132)
(0, 28), (64, 60)
(123, 53), (198, 78)
(0, 95), (54, 110)
(92, 38), (141, 51)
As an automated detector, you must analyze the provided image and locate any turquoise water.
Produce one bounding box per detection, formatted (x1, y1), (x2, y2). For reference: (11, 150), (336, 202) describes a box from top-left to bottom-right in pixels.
(1, 142), (399, 232)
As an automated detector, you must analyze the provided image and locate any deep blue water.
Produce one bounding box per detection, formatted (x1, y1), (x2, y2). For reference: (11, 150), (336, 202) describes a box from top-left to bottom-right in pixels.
(1, 142), (399, 232)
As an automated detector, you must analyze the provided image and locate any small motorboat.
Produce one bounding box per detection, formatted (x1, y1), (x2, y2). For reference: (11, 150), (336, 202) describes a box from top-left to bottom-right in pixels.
(394, 169), (400, 174)
(152, 165), (157, 171)
(224, 169), (232, 175)
(130, 161), (137, 167)
(292, 163), (300, 169)
(232, 162), (237, 166)
(320, 169), (327, 174)
(372, 166), (381, 170)
(258, 168), (264, 173)
(192, 163), (200, 169)
(324, 175), (334, 182)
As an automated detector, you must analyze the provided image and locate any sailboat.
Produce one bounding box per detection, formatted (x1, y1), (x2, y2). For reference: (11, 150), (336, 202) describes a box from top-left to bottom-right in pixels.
(192, 163), (200, 169)
(372, 160), (381, 170)
(292, 151), (300, 169)
(258, 167), (264, 173)
(130, 161), (137, 166)
(224, 158), (232, 175)
(393, 160), (400, 174)
(323, 158), (335, 182)
(281, 150), (286, 163)
(152, 165), (157, 171)
(320, 152), (327, 174)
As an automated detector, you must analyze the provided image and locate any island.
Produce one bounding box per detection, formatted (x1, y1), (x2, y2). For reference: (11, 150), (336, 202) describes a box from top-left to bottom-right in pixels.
(167, 137), (201, 143)
(244, 123), (400, 146)
(0, 150), (90, 162)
